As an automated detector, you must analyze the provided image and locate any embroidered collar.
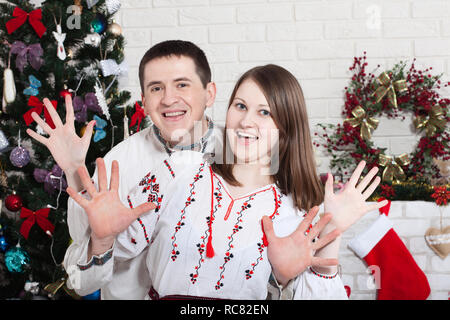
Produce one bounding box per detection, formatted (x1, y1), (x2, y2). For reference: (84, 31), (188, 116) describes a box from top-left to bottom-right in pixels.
(152, 117), (214, 155)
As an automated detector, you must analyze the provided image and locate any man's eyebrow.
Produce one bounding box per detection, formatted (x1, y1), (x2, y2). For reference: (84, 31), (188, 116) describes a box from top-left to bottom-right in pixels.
(146, 81), (161, 89)
(145, 77), (192, 89)
(174, 77), (192, 82)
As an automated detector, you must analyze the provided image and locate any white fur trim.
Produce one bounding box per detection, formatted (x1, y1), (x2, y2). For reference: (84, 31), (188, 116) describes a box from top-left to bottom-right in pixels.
(348, 214), (393, 258)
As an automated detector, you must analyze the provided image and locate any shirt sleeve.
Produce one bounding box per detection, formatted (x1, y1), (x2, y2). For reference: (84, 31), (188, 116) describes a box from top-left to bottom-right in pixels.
(292, 268), (348, 300)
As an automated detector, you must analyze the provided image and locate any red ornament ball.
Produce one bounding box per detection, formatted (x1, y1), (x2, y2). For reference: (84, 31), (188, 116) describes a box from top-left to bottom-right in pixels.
(5, 193), (23, 212)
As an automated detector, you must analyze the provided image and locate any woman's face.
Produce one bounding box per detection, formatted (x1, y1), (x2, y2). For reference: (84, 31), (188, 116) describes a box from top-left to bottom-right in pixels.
(226, 79), (279, 166)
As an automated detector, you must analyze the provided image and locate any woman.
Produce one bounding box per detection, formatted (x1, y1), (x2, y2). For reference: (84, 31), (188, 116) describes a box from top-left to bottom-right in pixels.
(67, 65), (386, 299)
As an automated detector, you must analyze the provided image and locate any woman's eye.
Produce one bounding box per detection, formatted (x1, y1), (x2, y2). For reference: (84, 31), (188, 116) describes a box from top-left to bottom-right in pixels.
(236, 103), (246, 110)
(260, 109), (271, 116)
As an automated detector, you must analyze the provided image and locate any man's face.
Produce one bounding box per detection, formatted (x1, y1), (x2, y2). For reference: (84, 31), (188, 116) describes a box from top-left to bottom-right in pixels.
(141, 55), (216, 145)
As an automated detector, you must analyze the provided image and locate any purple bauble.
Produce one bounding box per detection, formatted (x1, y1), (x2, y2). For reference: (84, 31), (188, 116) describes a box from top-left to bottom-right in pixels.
(9, 146), (30, 168)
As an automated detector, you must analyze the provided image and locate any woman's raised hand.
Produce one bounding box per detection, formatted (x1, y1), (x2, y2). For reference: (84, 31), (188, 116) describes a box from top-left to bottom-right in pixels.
(324, 160), (388, 233)
(262, 207), (341, 286)
(66, 158), (156, 243)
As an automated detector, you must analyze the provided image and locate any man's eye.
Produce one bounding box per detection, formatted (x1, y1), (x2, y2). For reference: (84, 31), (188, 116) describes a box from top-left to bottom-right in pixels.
(151, 86), (162, 92)
(177, 83), (188, 88)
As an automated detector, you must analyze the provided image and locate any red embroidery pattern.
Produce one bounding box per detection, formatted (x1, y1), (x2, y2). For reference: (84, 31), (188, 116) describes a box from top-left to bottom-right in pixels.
(170, 162), (206, 262)
(245, 189), (283, 280)
(215, 195), (253, 290)
(164, 159), (175, 178)
(190, 182), (223, 284)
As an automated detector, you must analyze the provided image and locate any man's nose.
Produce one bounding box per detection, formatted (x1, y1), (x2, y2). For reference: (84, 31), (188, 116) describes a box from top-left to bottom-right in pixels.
(161, 86), (179, 106)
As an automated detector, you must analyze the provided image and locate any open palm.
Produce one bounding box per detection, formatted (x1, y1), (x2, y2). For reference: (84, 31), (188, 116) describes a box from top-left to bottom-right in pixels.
(262, 207), (340, 286)
(26, 95), (96, 175)
(324, 160), (388, 232)
(66, 158), (156, 241)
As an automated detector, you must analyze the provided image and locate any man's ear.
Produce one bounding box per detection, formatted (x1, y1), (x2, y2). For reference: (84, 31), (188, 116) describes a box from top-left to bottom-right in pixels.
(141, 93), (149, 116)
(205, 81), (217, 109)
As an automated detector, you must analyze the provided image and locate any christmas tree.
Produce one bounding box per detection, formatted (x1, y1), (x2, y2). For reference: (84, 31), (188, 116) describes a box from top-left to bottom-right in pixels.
(0, 0), (141, 299)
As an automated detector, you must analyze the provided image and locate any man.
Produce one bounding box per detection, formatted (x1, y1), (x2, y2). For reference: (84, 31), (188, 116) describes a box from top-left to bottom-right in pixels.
(27, 40), (220, 299)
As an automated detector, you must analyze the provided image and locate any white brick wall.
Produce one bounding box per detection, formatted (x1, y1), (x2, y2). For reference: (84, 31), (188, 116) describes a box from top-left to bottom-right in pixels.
(115, 0), (449, 300)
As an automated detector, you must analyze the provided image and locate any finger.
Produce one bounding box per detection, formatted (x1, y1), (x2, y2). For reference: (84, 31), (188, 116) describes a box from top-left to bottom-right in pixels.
(133, 202), (157, 219)
(65, 94), (75, 125)
(26, 128), (48, 145)
(311, 257), (339, 267)
(347, 160), (366, 188)
(81, 119), (96, 143)
(261, 215), (276, 245)
(324, 173), (334, 196)
(312, 228), (341, 251)
(96, 158), (108, 192)
(66, 186), (90, 209)
(356, 166), (379, 193)
(109, 160), (119, 191)
(43, 98), (63, 128)
(77, 165), (97, 197)
(307, 213), (332, 240)
(294, 206), (319, 239)
(366, 199), (389, 212)
(362, 176), (381, 200)
(31, 111), (53, 134)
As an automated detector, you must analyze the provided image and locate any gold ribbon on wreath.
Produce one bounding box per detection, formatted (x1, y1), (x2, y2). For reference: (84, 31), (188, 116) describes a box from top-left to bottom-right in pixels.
(371, 72), (408, 108)
(378, 153), (410, 183)
(344, 105), (379, 140)
(413, 105), (447, 137)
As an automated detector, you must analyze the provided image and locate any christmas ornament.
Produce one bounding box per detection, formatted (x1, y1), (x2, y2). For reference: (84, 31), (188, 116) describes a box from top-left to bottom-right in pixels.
(348, 199), (430, 299)
(23, 74), (41, 96)
(73, 0), (83, 13)
(378, 153), (410, 183)
(91, 13), (107, 34)
(10, 145), (30, 168)
(86, 0), (100, 9)
(431, 185), (450, 206)
(0, 129), (9, 152)
(343, 105), (379, 140)
(94, 83), (110, 119)
(425, 226), (450, 259)
(24, 281), (40, 295)
(72, 93), (102, 123)
(5, 192), (23, 212)
(123, 113), (129, 139)
(100, 58), (127, 78)
(130, 102), (145, 132)
(52, 24), (67, 60)
(3, 68), (17, 105)
(23, 96), (58, 129)
(5, 244), (30, 273)
(414, 105), (447, 138)
(106, 0), (121, 14)
(107, 22), (122, 36)
(6, 7), (47, 38)
(371, 71), (407, 109)
(93, 115), (107, 142)
(83, 32), (101, 47)
(10, 41), (43, 72)
(20, 207), (55, 239)
(0, 234), (8, 252)
(432, 158), (450, 185)
(33, 164), (68, 195)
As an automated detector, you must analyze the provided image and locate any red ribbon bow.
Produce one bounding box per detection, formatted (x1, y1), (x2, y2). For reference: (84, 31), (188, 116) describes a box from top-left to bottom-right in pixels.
(130, 102), (146, 132)
(23, 96), (57, 129)
(20, 207), (55, 239)
(6, 7), (47, 38)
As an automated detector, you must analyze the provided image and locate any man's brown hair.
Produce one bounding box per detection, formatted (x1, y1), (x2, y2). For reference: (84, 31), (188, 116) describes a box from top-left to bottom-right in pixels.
(138, 40), (211, 93)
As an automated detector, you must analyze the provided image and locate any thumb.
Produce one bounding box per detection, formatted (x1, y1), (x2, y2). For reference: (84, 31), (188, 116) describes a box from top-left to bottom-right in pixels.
(261, 216), (275, 246)
(132, 202), (157, 219)
(81, 120), (96, 143)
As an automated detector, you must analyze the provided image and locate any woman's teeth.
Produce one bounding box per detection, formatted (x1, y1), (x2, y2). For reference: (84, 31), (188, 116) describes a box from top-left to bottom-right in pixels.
(237, 132), (258, 140)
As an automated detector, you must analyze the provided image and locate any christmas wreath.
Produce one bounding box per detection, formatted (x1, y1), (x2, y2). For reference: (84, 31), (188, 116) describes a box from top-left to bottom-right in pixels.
(316, 53), (450, 202)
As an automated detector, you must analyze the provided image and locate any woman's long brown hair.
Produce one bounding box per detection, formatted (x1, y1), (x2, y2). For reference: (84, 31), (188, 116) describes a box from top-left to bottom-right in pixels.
(211, 64), (324, 211)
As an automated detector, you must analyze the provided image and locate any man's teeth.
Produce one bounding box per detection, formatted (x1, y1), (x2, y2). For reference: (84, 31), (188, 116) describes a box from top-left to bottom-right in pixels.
(164, 111), (186, 117)
(237, 132), (258, 139)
